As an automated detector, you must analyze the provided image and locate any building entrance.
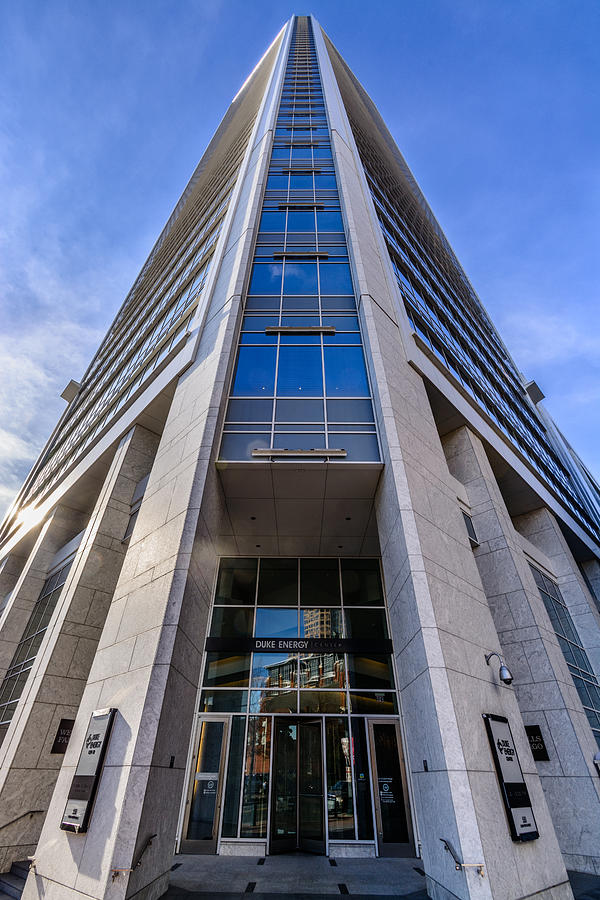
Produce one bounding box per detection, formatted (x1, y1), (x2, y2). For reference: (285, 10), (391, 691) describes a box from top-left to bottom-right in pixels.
(270, 718), (325, 854)
(180, 717), (229, 853)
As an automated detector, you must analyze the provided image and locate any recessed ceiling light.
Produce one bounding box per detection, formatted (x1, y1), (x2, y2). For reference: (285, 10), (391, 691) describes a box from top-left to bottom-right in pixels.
(345, 516), (351, 521)
(256, 544), (261, 548)
(250, 516), (256, 520)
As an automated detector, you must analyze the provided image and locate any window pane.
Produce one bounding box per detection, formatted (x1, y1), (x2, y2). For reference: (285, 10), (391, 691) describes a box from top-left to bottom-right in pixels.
(260, 211), (286, 231)
(348, 654), (395, 689)
(299, 691), (346, 713)
(317, 210), (343, 231)
(252, 652), (298, 688)
(287, 210), (315, 231)
(341, 559), (384, 606)
(283, 262), (318, 294)
(289, 174), (313, 190)
(300, 558), (340, 606)
(210, 608), (254, 639)
(255, 608), (298, 638)
(344, 609), (388, 640)
(324, 348), (370, 396)
(349, 692), (398, 714)
(226, 398), (273, 422)
(300, 652), (345, 688)
(250, 690), (297, 714)
(221, 716), (246, 837)
(273, 432), (325, 451)
(216, 559), (257, 605)
(336, 433), (379, 461)
(277, 347), (323, 396)
(220, 433), (270, 460)
(258, 558), (298, 606)
(240, 717), (271, 837)
(231, 347), (276, 396)
(275, 398), (324, 422)
(267, 174), (288, 190)
(319, 263), (353, 294)
(199, 690), (248, 713)
(351, 719), (374, 839)
(326, 718), (355, 839)
(327, 398), (374, 423)
(203, 653), (251, 688)
(300, 609), (343, 638)
(249, 263), (283, 294)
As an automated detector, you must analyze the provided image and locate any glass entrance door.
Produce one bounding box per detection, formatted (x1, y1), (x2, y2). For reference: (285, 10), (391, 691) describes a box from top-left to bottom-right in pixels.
(181, 717), (228, 853)
(367, 720), (414, 857)
(270, 718), (325, 854)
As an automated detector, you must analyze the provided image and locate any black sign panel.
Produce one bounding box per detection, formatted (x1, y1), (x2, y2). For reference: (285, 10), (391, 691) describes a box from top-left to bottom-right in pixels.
(525, 725), (550, 761)
(50, 718), (75, 754)
(483, 713), (539, 842)
(60, 708), (115, 834)
(205, 637), (393, 654)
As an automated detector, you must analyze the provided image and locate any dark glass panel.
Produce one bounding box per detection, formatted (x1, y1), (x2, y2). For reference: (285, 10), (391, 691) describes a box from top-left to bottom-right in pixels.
(271, 721), (297, 844)
(231, 346), (276, 395)
(221, 716), (246, 837)
(216, 558), (257, 605)
(203, 653), (251, 688)
(199, 690), (248, 713)
(226, 398), (273, 422)
(300, 558), (340, 606)
(186, 721), (224, 841)
(210, 608), (254, 639)
(349, 692), (398, 714)
(275, 398), (324, 422)
(273, 432), (325, 451)
(326, 718), (354, 839)
(351, 718), (374, 839)
(344, 609), (388, 641)
(348, 654), (395, 689)
(282, 296), (319, 311)
(324, 347), (370, 397)
(220, 433), (270, 460)
(240, 717), (271, 837)
(245, 296), (281, 311)
(341, 559), (384, 606)
(372, 723), (409, 843)
(299, 691), (346, 713)
(327, 398), (374, 423)
(258, 558), (298, 606)
(277, 347), (323, 396)
(337, 433), (379, 461)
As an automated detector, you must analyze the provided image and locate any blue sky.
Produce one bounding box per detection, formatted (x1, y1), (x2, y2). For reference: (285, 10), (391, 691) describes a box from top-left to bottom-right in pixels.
(0, 0), (598, 519)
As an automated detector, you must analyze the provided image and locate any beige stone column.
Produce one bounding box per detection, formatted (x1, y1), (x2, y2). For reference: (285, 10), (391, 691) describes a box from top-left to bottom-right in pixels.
(443, 425), (600, 874)
(0, 424), (159, 872)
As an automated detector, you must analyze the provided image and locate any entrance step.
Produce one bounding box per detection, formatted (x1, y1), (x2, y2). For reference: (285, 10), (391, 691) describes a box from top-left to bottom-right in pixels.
(0, 861), (29, 899)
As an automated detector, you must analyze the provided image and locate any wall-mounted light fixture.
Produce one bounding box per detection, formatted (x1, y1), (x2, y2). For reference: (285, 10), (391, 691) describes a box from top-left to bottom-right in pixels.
(485, 651), (513, 685)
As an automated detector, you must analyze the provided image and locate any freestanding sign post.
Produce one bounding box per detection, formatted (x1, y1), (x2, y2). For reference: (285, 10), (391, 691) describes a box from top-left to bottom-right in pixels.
(483, 713), (539, 842)
(60, 708), (116, 834)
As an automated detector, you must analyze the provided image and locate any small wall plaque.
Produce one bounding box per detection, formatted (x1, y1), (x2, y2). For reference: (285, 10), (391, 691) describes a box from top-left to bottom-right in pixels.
(50, 718), (75, 754)
(525, 725), (550, 762)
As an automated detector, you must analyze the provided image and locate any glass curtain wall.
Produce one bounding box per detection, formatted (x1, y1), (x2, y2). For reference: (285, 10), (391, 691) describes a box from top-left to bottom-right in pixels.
(202, 556), (392, 844)
(220, 16), (378, 463)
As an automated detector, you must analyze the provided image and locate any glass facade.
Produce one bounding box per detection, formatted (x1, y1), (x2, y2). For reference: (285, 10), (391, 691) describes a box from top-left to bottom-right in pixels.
(203, 555), (395, 843)
(333, 78), (600, 545)
(530, 565), (600, 749)
(0, 554), (74, 746)
(220, 16), (378, 462)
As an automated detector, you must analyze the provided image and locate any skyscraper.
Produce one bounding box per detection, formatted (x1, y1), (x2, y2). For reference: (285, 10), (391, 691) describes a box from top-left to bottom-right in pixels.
(1, 13), (599, 900)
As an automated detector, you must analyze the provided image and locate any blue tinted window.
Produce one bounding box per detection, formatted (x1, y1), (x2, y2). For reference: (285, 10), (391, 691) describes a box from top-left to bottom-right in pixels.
(255, 608), (298, 638)
(283, 262), (318, 294)
(320, 263), (353, 294)
(267, 174), (288, 190)
(271, 147), (290, 160)
(327, 399), (374, 422)
(260, 211), (286, 231)
(292, 147), (312, 160)
(289, 174), (313, 191)
(275, 398), (324, 421)
(246, 297), (280, 311)
(334, 433), (379, 461)
(232, 347), (276, 395)
(277, 347), (323, 395)
(323, 316), (359, 331)
(287, 210), (315, 231)
(325, 348), (370, 396)
(317, 211), (343, 231)
(227, 398), (273, 422)
(315, 175), (337, 191)
(249, 264), (283, 294)
(273, 432), (326, 450)
(220, 433), (270, 460)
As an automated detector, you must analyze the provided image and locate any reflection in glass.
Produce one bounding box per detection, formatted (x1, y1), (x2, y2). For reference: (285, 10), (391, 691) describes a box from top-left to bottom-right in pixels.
(271, 721), (297, 844)
(203, 653), (251, 687)
(348, 654), (395, 689)
(232, 347), (276, 396)
(300, 558), (340, 606)
(250, 690), (298, 714)
(241, 717), (271, 837)
(199, 690), (248, 713)
(300, 608), (342, 638)
(349, 692), (398, 715)
(210, 608), (254, 639)
(258, 559), (298, 605)
(344, 609), (388, 640)
(252, 653), (298, 688)
(351, 718), (374, 839)
(221, 717), (246, 837)
(186, 720), (224, 841)
(326, 718), (354, 839)
(216, 559), (257, 605)
(299, 691), (346, 713)
(299, 652), (345, 688)
(324, 347), (370, 396)
(255, 608), (298, 638)
(373, 723), (409, 843)
(341, 559), (384, 606)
